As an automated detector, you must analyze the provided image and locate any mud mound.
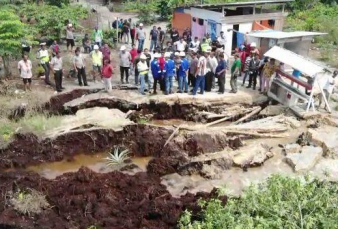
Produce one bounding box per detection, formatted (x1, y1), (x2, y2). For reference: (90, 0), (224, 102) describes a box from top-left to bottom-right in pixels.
(0, 168), (226, 229)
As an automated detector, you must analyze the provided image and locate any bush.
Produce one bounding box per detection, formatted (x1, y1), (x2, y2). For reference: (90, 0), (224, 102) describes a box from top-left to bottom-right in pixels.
(179, 175), (338, 229)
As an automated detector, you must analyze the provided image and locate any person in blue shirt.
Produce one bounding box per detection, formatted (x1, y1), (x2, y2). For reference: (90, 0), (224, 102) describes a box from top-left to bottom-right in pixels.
(164, 52), (176, 95)
(215, 53), (227, 94)
(291, 69), (301, 89)
(151, 53), (162, 94)
(178, 52), (189, 93)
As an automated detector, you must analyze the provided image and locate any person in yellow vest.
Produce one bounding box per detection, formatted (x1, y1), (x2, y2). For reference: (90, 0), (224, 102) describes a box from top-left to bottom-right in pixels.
(200, 38), (209, 53)
(90, 45), (103, 82)
(38, 42), (54, 88)
(137, 54), (149, 95)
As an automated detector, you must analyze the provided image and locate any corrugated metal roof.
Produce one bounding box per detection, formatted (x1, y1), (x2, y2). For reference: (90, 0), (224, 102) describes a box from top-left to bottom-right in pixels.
(264, 46), (326, 77)
(248, 31), (327, 39)
(193, 0), (293, 9)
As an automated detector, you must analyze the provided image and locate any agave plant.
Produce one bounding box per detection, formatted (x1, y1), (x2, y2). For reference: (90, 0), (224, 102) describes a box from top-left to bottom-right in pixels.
(105, 147), (130, 167)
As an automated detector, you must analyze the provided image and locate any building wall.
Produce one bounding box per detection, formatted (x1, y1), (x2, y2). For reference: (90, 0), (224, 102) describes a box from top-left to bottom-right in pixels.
(222, 23), (234, 58)
(172, 12), (192, 35)
(190, 8), (223, 22)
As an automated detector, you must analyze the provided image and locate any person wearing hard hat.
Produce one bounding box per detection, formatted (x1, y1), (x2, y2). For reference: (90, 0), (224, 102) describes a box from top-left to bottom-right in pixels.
(164, 52), (176, 95)
(66, 24), (75, 52)
(137, 53), (148, 95)
(151, 53), (161, 94)
(178, 52), (189, 93)
(250, 42), (260, 56)
(90, 45), (103, 82)
(119, 45), (131, 84)
(136, 23), (146, 51)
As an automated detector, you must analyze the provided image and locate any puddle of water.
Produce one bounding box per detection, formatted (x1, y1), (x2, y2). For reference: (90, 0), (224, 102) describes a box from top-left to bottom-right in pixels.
(26, 153), (152, 180)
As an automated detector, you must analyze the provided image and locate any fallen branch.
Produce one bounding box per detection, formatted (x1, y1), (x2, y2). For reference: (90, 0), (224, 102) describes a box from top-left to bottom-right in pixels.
(232, 107), (262, 125)
(163, 125), (181, 148)
(205, 115), (233, 127)
(221, 130), (288, 138)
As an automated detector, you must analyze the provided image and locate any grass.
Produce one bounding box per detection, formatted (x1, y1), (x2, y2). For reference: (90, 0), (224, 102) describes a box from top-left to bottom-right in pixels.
(137, 118), (148, 124)
(9, 188), (50, 216)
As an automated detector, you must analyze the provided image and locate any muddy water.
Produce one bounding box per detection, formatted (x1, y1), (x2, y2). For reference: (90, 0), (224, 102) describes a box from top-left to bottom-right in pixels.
(27, 153), (152, 180)
(149, 119), (197, 126)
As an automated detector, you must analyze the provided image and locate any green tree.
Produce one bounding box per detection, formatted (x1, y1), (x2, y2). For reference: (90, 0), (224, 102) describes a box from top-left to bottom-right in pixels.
(179, 175), (338, 229)
(0, 9), (28, 77)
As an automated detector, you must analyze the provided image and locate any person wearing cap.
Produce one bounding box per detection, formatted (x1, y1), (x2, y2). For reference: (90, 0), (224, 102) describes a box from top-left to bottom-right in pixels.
(247, 52), (260, 90)
(50, 52), (64, 92)
(174, 37), (187, 52)
(73, 47), (88, 86)
(250, 42), (260, 56)
(177, 52), (189, 93)
(137, 54), (148, 95)
(192, 51), (207, 95)
(261, 58), (278, 94)
(136, 23), (146, 51)
(164, 52), (176, 94)
(37, 42), (54, 87)
(215, 53), (227, 94)
(230, 53), (241, 93)
(92, 26), (103, 47)
(18, 53), (33, 91)
(90, 45), (103, 82)
(119, 45), (131, 84)
(151, 53), (161, 94)
(66, 24), (75, 52)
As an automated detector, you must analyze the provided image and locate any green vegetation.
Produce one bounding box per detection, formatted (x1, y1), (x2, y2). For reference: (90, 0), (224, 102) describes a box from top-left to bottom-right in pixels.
(105, 147), (130, 166)
(10, 188), (50, 216)
(179, 175), (338, 229)
(137, 118), (149, 124)
(0, 9), (32, 77)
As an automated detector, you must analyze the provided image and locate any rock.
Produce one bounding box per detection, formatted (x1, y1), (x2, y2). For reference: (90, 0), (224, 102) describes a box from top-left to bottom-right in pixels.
(284, 144), (301, 154)
(307, 126), (338, 158)
(313, 159), (338, 180)
(210, 157), (233, 170)
(200, 164), (223, 179)
(286, 146), (323, 172)
(232, 144), (274, 167)
(260, 105), (287, 116)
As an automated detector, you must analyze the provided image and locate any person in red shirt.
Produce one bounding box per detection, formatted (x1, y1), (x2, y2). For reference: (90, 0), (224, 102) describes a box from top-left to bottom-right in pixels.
(158, 51), (166, 91)
(130, 45), (138, 63)
(101, 59), (113, 92)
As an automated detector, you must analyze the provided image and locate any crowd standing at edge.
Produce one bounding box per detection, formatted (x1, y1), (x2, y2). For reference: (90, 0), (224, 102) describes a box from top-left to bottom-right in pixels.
(18, 21), (338, 104)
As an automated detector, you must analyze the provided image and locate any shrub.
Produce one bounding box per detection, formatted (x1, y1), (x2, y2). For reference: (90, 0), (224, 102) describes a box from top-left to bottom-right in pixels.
(105, 147), (130, 167)
(179, 175), (338, 229)
(10, 188), (50, 216)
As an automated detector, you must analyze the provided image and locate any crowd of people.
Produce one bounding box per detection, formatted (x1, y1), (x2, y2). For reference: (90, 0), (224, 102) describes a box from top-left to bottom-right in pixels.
(17, 21), (338, 107)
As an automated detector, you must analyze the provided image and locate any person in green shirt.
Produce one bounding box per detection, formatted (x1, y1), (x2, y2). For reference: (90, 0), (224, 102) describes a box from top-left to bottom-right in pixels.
(92, 26), (103, 47)
(230, 53), (241, 93)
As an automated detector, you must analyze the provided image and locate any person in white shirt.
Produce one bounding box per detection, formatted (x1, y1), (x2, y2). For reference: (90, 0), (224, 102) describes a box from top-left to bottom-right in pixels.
(190, 37), (200, 52)
(73, 47), (88, 86)
(192, 51), (208, 95)
(217, 31), (227, 49)
(319, 70), (338, 110)
(174, 37), (187, 52)
(209, 51), (218, 89)
(18, 54), (33, 91)
(50, 52), (64, 92)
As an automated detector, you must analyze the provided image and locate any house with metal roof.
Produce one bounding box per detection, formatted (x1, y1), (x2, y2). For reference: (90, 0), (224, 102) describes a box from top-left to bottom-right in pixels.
(172, 0), (293, 56)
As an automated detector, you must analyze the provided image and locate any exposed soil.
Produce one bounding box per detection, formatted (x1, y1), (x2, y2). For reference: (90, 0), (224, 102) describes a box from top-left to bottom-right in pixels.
(0, 168), (227, 229)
